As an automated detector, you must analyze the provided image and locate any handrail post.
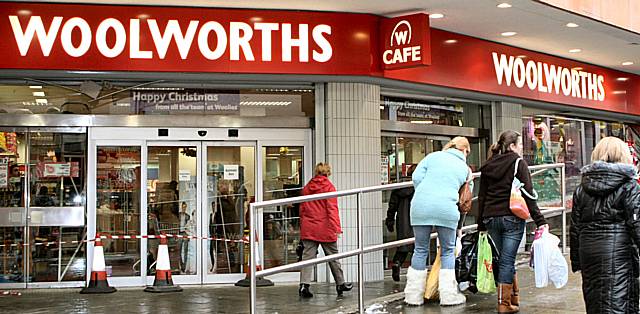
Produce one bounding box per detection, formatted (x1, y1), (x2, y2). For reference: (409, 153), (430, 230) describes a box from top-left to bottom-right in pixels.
(357, 192), (364, 313)
(250, 203), (257, 313)
(561, 164), (567, 254)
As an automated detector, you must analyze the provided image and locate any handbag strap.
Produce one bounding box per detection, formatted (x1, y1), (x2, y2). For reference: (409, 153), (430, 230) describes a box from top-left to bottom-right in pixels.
(513, 157), (539, 200)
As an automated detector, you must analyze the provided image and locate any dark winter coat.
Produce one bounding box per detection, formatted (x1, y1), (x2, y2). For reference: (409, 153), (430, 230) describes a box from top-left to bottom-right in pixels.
(300, 175), (341, 243)
(570, 162), (640, 314)
(477, 152), (547, 228)
(386, 186), (415, 252)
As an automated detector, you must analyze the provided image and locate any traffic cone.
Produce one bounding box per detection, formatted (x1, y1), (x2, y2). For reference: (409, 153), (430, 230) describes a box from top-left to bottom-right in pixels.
(235, 229), (274, 287)
(144, 234), (182, 293)
(80, 233), (116, 294)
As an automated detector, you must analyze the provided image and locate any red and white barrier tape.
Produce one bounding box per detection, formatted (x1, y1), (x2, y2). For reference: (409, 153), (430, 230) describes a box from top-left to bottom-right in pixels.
(0, 234), (250, 248)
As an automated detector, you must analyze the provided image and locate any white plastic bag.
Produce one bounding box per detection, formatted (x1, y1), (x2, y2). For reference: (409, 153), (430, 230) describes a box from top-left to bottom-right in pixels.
(532, 228), (568, 288)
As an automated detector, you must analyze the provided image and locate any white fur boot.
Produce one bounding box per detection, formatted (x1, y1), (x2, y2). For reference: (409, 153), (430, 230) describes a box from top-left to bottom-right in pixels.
(403, 266), (428, 306)
(439, 269), (466, 306)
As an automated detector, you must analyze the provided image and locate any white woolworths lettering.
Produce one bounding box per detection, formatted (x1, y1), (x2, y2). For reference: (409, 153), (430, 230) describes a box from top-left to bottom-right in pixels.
(130, 19), (152, 59)
(148, 19), (199, 59)
(198, 21), (227, 60)
(8, 15), (334, 63)
(492, 52), (605, 101)
(96, 18), (127, 58)
(9, 15), (62, 56)
(282, 23), (309, 62)
(61, 17), (92, 57)
(254, 22), (279, 61)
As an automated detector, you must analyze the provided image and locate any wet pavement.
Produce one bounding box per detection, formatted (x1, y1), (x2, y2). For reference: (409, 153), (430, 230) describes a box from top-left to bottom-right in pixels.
(0, 256), (585, 314)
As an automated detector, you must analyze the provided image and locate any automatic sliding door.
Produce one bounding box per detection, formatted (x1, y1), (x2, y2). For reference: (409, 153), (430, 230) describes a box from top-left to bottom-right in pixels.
(146, 143), (200, 284)
(203, 143), (255, 282)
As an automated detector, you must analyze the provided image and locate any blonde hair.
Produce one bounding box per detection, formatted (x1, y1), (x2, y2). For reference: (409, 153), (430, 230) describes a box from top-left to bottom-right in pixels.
(591, 137), (632, 164)
(443, 136), (471, 152)
(315, 162), (332, 176)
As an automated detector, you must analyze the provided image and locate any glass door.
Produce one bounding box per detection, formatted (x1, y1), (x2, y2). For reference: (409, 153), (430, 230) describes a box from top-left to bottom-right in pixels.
(145, 142), (201, 285)
(93, 143), (143, 286)
(202, 142), (256, 283)
(0, 128), (27, 288)
(27, 130), (86, 287)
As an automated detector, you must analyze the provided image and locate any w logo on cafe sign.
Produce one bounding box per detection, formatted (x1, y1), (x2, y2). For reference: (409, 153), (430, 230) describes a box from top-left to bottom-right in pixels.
(381, 13), (431, 70)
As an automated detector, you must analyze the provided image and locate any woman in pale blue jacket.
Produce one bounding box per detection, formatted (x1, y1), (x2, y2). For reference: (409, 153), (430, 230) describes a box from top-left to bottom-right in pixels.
(404, 136), (472, 307)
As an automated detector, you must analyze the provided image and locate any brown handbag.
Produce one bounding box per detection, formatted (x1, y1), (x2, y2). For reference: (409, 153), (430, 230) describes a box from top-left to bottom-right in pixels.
(458, 180), (473, 213)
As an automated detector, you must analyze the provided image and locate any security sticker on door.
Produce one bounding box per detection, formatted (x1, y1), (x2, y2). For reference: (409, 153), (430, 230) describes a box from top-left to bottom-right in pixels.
(224, 165), (239, 180)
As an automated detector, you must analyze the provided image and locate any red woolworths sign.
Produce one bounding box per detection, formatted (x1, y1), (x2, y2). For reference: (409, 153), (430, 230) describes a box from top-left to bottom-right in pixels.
(380, 13), (431, 70)
(0, 2), (380, 74)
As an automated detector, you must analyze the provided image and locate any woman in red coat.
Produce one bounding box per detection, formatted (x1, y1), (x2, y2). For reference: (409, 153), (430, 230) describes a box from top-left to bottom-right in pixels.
(298, 162), (353, 298)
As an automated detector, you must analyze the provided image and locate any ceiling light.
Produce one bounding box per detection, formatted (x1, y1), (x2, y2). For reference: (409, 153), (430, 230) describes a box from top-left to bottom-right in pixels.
(569, 48), (582, 53)
(617, 77), (629, 81)
(137, 14), (150, 19)
(572, 67), (583, 71)
(429, 13), (445, 19)
(444, 39), (458, 44)
(501, 31), (517, 37)
(497, 3), (512, 8)
(35, 99), (48, 104)
(29, 85), (42, 89)
(566, 22), (579, 28)
(32, 91), (45, 97)
(17, 10), (31, 16)
(516, 55), (527, 59)
(622, 61), (634, 66)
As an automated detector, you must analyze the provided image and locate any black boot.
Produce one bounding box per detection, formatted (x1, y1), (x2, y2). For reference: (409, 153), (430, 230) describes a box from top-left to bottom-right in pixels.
(299, 284), (313, 298)
(392, 263), (401, 282)
(336, 282), (353, 296)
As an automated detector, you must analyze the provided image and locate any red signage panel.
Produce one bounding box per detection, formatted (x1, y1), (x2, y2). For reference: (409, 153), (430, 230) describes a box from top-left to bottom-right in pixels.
(384, 29), (640, 116)
(0, 2), (381, 75)
(0, 3), (638, 116)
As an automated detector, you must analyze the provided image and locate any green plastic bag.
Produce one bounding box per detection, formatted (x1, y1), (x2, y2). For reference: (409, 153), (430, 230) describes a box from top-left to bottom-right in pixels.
(476, 232), (496, 294)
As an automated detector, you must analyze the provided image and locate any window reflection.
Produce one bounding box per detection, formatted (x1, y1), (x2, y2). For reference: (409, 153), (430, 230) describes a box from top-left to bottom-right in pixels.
(262, 146), (303, 268)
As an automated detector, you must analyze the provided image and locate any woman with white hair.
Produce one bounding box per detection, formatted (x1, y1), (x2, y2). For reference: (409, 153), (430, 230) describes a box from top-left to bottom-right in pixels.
(570, 136), (640, 313)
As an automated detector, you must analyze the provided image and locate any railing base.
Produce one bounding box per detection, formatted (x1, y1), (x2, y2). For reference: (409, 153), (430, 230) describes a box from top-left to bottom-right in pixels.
(236, 277), (274, 287)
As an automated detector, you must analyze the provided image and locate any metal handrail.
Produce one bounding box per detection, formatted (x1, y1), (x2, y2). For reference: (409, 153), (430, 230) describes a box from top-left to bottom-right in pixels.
(249, 162), (566, 313)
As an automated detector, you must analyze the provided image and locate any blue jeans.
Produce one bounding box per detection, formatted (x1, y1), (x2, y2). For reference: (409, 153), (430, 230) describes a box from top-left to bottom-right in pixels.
(411, 225), (457, 271)
(483, 216), (526, 284)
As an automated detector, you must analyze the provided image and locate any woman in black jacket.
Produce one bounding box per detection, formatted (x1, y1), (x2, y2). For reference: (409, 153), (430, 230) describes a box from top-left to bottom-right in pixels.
(477, 130), (548, 313)
(385, 164), (416, 282)
(570, 136), (640, 314)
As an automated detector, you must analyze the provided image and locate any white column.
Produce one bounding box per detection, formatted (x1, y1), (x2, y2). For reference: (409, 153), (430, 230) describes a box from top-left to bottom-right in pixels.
(322, 82), (383, 282)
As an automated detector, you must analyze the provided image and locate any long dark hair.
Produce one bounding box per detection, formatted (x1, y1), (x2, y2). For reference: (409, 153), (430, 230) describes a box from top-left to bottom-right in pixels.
(488, 130), (521, 159)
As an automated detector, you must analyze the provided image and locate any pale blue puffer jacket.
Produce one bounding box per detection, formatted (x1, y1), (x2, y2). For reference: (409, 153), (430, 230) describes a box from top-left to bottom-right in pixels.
(410, 149), (470, 229)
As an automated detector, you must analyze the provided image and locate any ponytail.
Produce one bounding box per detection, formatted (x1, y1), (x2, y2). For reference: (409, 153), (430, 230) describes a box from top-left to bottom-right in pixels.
(488, 130), (521, 159)
(443, 136), (470, 152)
(488, 143), (501, 159)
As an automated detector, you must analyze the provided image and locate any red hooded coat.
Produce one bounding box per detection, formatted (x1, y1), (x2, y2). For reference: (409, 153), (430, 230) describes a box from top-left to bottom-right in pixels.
(300, 175), (342, 242)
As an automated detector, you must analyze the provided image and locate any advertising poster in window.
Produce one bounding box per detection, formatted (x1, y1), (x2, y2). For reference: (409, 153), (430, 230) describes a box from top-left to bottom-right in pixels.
(132, 89), (240, 115)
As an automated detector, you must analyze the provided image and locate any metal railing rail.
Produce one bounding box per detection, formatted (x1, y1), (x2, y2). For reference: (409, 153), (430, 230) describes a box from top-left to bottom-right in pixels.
(249, 163), (566, 313)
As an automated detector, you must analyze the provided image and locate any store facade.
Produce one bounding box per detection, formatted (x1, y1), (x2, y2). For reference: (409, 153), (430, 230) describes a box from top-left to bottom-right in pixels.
(0, 2), (638, 288)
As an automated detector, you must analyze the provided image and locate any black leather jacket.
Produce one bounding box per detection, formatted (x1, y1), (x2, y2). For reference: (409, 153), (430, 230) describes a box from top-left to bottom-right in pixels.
(570, 162), (640, 314)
